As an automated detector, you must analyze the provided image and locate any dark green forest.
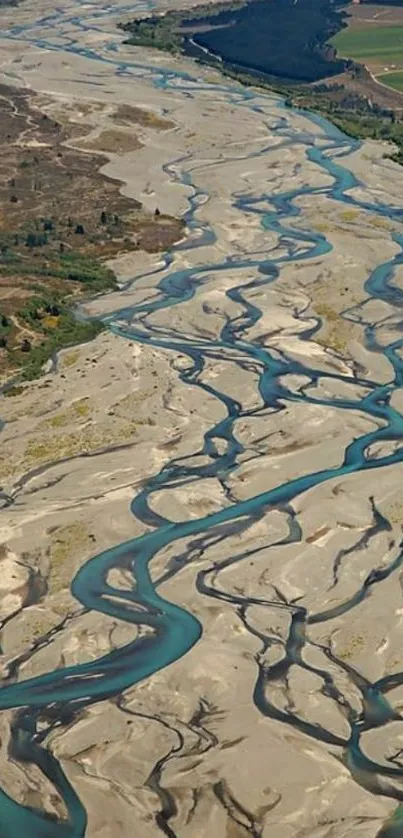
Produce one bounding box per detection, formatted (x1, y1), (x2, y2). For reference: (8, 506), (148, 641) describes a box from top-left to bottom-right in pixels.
(120, 0), (348, 83)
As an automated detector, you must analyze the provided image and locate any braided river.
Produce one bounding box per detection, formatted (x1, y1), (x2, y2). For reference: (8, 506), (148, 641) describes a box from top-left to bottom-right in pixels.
(2, 2), (403, 835)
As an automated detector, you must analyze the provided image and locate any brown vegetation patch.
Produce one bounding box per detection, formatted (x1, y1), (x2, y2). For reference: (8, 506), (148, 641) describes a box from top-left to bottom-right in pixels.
(312, 65), (403, 112)
(345, 3), (403, 30)
(47, 521), (92, 594)
(0, 83), (184, 380)
(113, 104), (175, 130)
(312, 300), (359, 355)
(76, 129), (144, 154)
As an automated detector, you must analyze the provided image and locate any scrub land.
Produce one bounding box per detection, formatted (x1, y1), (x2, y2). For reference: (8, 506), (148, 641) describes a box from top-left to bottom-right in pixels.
(0, 85), (183, 383)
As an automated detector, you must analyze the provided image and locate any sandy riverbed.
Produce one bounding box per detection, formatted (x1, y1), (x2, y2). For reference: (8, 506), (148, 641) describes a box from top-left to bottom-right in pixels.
(1, 1), (403, 836)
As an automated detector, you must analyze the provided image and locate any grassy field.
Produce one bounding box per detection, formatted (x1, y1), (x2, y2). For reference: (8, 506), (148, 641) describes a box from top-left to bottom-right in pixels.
(332, 23), (403, 93)
(378, 70), (403, 92)
(332, 25), (403, 65)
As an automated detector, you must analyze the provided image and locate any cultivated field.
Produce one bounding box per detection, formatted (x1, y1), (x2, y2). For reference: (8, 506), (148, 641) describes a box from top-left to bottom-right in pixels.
(332, 4), (403, 93)
(378, 69), (403, 91)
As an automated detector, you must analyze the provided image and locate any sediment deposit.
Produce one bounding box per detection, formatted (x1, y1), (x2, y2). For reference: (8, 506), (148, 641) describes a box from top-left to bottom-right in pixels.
(0, 2), (403, 836)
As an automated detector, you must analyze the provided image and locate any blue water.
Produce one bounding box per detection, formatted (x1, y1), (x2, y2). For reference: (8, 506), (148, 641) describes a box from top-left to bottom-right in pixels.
(1, 4), (403, 834)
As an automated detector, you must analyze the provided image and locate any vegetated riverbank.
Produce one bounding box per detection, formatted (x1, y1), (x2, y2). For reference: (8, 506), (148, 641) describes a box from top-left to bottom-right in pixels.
(0, 84), (184, 384)
(119, 2), (403, 168)
(249, 73), (403, 166)
(283, 79), (403, 166)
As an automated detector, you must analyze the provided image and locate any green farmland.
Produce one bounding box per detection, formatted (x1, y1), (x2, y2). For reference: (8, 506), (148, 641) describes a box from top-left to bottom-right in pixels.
(332, 25), (403, 70)
(377, 70), (403, 92)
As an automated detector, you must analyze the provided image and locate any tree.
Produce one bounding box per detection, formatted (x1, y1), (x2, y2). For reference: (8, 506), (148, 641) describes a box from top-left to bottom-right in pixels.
(26, 232), (37, 248)
(154, 207), (161, 217)
(45, 303), (60, 316)
(25, 232), (47, 248)
(20, 338), (31, 353)
(75, 224), (85, 235)
(100, 211), (107, 225)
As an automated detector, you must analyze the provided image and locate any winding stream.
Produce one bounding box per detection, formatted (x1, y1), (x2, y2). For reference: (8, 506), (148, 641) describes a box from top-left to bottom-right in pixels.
(2, 3), (403, 835)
